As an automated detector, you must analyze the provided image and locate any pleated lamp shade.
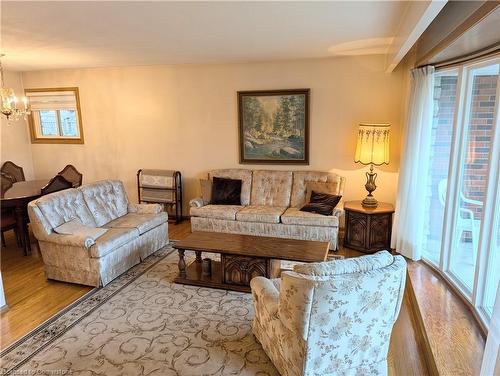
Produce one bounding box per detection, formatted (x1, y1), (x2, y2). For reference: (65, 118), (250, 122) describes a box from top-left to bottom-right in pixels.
(354, 123), (390, 165)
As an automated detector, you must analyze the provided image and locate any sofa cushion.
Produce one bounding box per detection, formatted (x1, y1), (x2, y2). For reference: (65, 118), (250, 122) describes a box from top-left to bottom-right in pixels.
(250, 170), (293, 207)
(89, 227), (139, 258)
(290, 171), (329, 207)
(79, 180), (129, 226)
(190, 204), (244, 221)
(54, 218), (108, 240)
(103, 212), (168, 235)
(281, 207), (339, 227)
(236, 206), (286, 224)
(34, 188), (97, 229)
(209, 169), (252, 206)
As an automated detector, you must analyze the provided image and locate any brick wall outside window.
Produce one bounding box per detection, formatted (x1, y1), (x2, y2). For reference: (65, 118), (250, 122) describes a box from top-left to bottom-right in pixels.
(425, 74), (496, 245)
(462, 75), (497, 221)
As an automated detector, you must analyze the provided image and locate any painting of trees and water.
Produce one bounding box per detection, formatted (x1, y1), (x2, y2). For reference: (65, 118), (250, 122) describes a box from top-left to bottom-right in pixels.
(238, 89), (309, 164)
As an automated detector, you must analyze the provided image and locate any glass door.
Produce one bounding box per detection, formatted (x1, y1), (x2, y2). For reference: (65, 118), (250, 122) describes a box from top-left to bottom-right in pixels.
(447, 61), (499, 294)
(422, 70), (458, 266)
(481, 170), (500, 318)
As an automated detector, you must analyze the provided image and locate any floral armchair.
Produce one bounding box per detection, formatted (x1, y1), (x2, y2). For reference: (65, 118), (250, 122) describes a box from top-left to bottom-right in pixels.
(250, 251), (406, 376)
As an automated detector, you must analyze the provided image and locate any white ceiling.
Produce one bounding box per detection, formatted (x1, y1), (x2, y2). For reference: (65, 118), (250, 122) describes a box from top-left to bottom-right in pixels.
(1, 1), (410, 71)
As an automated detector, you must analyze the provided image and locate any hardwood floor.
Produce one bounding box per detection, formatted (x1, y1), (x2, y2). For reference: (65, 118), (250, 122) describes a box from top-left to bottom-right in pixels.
(1, 220), (428, 375)
(0, 220), (191, 349)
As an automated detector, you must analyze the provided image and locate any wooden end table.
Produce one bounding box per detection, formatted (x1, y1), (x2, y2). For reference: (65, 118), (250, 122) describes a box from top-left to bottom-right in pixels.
(343, 200), (395, 254)
(173, 231), (329, 292)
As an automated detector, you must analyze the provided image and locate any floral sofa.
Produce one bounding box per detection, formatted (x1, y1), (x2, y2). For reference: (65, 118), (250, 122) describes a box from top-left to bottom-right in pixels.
(189, 169), (345, 250)
(251, 251), (407, 376)
(28, 180), (168, 286)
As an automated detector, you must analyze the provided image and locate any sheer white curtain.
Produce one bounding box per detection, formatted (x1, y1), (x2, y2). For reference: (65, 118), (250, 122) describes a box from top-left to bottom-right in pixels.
(481, 282), (500, 375)
(392, 66), (435, 260)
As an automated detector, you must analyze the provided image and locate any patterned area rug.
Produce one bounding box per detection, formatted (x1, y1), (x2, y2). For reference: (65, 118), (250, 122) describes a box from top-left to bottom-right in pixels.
(1, 244), (279, 375)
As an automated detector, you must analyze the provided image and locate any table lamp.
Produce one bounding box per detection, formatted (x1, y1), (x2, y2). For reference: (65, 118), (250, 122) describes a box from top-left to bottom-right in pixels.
(354, 123), (390, 208)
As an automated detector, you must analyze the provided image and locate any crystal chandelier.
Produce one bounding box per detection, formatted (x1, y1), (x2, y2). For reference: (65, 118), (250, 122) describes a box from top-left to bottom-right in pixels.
(1, 55), (31, 121)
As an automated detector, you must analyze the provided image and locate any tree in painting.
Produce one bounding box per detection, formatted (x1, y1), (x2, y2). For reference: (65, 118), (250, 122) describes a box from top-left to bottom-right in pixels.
(241, 93), (307, 161)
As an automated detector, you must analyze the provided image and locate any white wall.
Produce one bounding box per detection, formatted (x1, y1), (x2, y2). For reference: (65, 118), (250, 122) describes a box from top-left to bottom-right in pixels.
(21, 55), (406, 212)
(0, 71), (34, 179)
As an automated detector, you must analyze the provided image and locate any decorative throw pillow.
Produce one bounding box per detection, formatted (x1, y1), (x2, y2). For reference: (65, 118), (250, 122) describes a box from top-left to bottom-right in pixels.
(300, 202), (334, 216)
(310, 190), (342, 208)
(211, 177), (242, 205)
(305, 181), (340, 204)
(200, 179), (212, 205)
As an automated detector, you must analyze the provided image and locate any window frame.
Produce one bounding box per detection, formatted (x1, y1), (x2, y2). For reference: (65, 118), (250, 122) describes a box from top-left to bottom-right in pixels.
(422, 55), (500, 331)
(25, 87), (85, 144)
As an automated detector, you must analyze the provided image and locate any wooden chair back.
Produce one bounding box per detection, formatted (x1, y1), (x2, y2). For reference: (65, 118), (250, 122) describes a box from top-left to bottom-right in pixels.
(1, 172), (14, 196)
(41, 175), (73, 195)
(1, 161), (25, 182)
(57, 164), (83, 187)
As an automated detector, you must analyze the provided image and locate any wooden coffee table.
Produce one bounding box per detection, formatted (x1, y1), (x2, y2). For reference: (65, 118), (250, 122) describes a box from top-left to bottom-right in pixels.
(173, 231), (329, 292)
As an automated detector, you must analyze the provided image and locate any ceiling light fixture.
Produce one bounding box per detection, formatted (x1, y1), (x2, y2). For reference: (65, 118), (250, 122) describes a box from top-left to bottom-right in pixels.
(1, 54), (31, 121)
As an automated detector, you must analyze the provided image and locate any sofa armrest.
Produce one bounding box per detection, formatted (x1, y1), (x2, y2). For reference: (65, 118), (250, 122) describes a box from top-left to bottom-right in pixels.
(250, 276), (279, 318)
(332, 208), (343, 218)
(332, 201), (344, 218)
(189, 197), (205, 208)
(128, 203), (162, 214)
(41, 233), (95, 249)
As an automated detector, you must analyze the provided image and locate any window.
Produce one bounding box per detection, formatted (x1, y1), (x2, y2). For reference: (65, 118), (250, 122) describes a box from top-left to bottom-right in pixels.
(422, 70), (458, 266)
(423, 56), (500, 329)
(35, 109), (78, 137)
(449, 63), (498, 293)
(26, 87), (84, 144)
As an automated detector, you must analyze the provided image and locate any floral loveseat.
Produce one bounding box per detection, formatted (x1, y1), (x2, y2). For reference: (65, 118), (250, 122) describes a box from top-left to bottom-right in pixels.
(189, 169), (345, 250)
(251, 251), (407, 376)
(28, 180), (168, 286)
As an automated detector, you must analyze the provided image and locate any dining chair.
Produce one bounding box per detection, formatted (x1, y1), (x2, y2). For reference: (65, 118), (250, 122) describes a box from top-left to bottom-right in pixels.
(41, 175), (73, 195)
(1, 211), (20, 248)
(1, 172), (20, 247)
(1, 161), (25, 182)
(1, 172), (14, 194)
(57, 164), (83, 187)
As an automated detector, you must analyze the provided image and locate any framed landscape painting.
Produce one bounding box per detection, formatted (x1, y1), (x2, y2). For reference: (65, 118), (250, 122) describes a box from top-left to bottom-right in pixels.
(238, 89), (310, 164)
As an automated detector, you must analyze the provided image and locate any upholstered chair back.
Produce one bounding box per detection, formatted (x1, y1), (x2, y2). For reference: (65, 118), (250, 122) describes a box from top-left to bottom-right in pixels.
(79, 180), (129, 226)
(204, 169), (346, 209)
(28, 188), (97, 238)
(250, 170), (293, 207)
(279, 251), (406, 375)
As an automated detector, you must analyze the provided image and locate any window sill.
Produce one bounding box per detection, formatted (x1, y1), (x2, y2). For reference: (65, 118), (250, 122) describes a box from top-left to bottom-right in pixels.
(406, 259), (486, 375)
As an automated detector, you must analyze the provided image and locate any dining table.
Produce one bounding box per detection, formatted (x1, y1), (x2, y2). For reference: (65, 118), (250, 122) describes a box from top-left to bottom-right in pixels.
(1, 179), (48, 255)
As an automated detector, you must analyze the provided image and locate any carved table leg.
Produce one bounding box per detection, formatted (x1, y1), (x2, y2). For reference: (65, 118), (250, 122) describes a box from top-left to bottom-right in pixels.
(195, 251), (202, 263)
(178, 249), (186, 277)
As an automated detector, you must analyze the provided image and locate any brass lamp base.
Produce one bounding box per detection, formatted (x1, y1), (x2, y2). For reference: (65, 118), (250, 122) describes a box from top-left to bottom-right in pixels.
(362, 195), (378, 208)
(362, 164), (378, 208)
